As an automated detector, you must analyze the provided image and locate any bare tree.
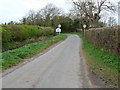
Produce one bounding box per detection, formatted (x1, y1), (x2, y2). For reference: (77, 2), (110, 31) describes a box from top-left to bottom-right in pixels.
(27, 10), (36, 25)
(107, 17), (117, 26)
(20, 3), (63, 26)
(34, 10), (44, 26)
(40, 3), (63, 26)
(69, 5), (84, 19)
(72, 0), (116, 27)
(21, 10), (36, 25)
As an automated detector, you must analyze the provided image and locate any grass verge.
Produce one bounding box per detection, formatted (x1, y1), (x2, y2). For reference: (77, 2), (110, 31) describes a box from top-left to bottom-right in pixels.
(75, 32), (119, 88)
(2, 36), (52, 52)
(1, 34), (67, 70)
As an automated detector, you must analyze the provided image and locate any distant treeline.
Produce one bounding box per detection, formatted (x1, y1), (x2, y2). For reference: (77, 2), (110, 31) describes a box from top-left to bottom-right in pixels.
(6, 4), (105, 33)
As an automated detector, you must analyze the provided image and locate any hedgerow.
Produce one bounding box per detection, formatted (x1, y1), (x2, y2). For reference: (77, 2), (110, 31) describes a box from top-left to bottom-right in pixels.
(2, 25), (54, 43)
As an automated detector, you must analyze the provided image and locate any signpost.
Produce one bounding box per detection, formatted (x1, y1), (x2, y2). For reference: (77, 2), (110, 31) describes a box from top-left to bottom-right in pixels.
(56, 24), (62, 35)
(83, 24), (87, 35)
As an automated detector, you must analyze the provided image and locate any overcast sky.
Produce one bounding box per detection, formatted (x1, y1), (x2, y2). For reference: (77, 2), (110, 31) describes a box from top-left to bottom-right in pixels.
(0, 0), (119, 24)
(0, 0), (72, 24)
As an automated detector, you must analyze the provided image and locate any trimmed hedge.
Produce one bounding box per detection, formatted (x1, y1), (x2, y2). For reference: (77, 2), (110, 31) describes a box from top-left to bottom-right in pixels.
(85, 26), (120, 57)
(2, 25), (54, 43)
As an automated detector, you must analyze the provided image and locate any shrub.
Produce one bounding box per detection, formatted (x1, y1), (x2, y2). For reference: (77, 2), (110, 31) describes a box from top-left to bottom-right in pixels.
(2, 27), (12, 43)
(85, 26), (120, 56)
(2, 25), (54, 43)
(39, 27), (54, 36)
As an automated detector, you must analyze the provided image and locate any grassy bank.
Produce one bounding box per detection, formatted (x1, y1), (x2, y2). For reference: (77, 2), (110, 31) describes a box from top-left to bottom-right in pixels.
(2, 36), (52, 52)
(1, 34), (67, 70)
(2, 25), (55, 52)
(76, 32), (119, 88)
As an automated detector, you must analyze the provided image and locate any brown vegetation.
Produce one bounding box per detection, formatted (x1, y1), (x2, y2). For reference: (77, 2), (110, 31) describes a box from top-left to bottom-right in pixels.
(85, 26), (120, 56)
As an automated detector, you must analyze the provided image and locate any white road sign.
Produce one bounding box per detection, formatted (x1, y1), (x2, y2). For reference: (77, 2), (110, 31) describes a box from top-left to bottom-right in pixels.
(56, 28), (61, 32)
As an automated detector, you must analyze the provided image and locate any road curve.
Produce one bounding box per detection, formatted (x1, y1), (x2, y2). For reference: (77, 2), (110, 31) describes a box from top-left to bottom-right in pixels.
(2, 34), (91, 88)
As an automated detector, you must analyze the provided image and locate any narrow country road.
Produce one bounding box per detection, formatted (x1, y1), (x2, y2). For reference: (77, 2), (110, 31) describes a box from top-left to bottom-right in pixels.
(2, 34), (91, 88)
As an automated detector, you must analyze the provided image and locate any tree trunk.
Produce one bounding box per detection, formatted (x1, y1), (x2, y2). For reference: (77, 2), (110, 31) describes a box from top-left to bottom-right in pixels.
(92, 13), (100, 28)
(92, 19), (99, 28)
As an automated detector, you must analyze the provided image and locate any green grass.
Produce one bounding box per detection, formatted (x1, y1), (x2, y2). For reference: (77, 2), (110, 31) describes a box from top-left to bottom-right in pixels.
(77, 33), (119, 70)
(1, 34), (67, 70)
(2, 36), (52, 52)
(71, 32), (119, 88)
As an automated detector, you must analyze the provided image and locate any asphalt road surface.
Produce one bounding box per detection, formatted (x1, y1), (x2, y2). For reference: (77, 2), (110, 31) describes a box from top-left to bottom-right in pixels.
(2, 34), (91, 88)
